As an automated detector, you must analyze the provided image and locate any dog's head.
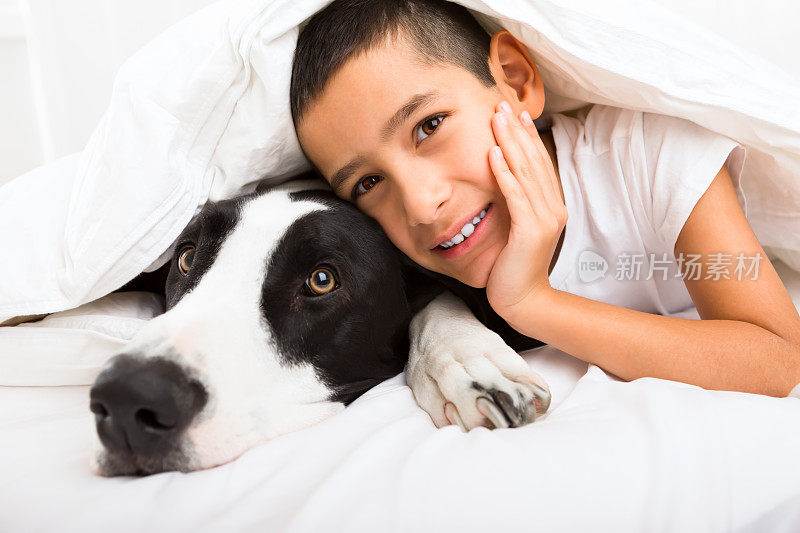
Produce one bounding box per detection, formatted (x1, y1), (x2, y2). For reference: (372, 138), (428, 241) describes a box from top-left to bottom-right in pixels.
(89, 178), (423, 476)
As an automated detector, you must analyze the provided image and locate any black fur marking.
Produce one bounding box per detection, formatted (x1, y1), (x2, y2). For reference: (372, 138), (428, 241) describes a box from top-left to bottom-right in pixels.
(261, 189), (412, 404)
(164, 200), (241, 309)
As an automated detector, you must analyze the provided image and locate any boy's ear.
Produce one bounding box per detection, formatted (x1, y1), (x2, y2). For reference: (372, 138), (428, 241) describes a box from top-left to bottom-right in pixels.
(488, 30), (545, 119)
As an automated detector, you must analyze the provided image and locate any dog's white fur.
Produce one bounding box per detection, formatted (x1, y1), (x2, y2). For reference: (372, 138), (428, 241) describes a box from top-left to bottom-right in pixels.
(408, 291), (550, 430)
(91, 191), (342, 473)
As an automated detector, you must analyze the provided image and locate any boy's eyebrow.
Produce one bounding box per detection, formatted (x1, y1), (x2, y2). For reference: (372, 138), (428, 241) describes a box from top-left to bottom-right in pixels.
(330, 155), (367, 195)
(379, 90), (440, 142)
(330, 90), (440, 194)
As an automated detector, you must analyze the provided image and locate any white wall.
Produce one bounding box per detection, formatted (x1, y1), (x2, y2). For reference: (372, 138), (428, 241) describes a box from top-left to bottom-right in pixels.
(658, 0), (800, 78)
(0, 0), (41, 183)
(0, 0), (798, 187)
(0, 0), (216, 186)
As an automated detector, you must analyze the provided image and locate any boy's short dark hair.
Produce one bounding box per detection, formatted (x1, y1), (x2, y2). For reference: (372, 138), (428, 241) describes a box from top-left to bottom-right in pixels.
(290, 0), (495, 127)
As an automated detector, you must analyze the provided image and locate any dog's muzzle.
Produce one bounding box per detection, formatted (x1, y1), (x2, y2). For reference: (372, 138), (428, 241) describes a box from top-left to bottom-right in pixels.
(90, 354), (207, 460)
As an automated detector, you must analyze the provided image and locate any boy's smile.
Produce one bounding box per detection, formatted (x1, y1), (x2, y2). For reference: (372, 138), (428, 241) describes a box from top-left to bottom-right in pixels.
(430, 202), (492, 258)
(296, 35), (555, 288)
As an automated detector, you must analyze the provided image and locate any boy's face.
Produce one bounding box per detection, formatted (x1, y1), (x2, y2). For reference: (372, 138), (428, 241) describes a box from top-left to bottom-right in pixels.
(296, 38), (514, 288)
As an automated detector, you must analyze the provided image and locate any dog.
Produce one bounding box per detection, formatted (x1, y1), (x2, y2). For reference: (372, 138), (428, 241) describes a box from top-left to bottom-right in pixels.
(89, 175), (550, 476)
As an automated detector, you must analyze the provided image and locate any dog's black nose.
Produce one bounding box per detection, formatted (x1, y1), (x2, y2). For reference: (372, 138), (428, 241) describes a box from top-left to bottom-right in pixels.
(89, 355), (207, 457)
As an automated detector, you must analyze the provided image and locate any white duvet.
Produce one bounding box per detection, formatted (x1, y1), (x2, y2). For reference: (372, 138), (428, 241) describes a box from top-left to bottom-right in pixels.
(2, 0), (800, 530)
(1, 0), (799, 324)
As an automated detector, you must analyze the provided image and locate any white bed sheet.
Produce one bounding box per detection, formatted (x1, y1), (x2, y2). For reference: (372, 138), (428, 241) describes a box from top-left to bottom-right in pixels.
(2, 355), (799, 532)
(3, 260), (800, 533)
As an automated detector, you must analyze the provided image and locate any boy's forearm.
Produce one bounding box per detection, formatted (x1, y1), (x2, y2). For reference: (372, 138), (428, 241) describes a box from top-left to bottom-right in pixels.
(506, 289), (800, 397)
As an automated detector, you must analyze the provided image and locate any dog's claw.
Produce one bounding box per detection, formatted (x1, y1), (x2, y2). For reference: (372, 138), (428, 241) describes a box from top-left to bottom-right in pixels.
(445, 402), (468, 432)
(476, 396), (509, 429)
(490, 389), (526, 426)
(525, 381), (551, 416)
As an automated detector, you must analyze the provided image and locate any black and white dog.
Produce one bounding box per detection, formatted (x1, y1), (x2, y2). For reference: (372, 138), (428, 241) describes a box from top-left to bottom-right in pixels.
(89, 176), (550, 476)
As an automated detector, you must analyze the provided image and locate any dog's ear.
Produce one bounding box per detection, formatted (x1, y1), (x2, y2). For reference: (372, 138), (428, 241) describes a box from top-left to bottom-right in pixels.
(395, 249), (489, 320)
(114, 261), (171, 298)
(397, 251), (545, 352)
(254, 169), (326, 194)
(397, 252), (447, 315)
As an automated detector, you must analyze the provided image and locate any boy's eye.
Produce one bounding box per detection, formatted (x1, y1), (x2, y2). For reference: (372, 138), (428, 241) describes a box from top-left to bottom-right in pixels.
(415, 113), (447, 145)
(352, 175), (383, 200)
(350, 112), (448, 201)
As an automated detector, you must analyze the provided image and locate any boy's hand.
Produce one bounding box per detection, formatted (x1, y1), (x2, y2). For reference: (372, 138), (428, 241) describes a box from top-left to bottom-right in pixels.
(485, 101), (567, 324)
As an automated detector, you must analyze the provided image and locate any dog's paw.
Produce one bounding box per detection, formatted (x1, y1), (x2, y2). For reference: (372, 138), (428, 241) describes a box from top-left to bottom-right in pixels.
(407, 332), (550, 431)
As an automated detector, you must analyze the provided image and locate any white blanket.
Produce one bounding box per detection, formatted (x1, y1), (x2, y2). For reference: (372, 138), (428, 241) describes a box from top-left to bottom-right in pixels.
(1, 0), (799, 323)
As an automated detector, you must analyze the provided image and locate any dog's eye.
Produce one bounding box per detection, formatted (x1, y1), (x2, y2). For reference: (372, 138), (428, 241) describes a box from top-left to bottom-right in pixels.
(178, 247), (195, 276)
(306, 267), (337, 295)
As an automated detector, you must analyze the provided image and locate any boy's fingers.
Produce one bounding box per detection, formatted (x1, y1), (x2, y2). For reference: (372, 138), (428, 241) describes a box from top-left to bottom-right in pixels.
(489, 146), (535, 228)
(496, 108), (567, 242)
(492, 108), (544, 215)
(517, 110), (563, 209)
(510, 109), (562, 213)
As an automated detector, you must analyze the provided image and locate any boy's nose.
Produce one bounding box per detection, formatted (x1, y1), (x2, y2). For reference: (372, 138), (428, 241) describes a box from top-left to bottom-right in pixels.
(399, 172), (450, 226)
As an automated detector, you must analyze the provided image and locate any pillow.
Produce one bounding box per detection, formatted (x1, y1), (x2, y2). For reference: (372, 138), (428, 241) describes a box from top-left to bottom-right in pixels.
(0, 291), (163, 386)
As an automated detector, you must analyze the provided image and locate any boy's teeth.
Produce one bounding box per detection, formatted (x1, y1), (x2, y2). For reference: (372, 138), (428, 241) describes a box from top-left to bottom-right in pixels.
(439, 206), (488, 249)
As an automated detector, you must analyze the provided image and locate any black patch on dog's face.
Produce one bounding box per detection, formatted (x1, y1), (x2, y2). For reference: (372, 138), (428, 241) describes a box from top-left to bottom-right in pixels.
(261, 189), (411, 404)
(165, 200), (241, 309)
(161, 187), (417, 405)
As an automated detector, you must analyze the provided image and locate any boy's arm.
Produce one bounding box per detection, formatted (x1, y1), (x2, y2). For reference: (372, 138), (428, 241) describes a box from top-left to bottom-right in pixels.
(504, 165), (800, 397)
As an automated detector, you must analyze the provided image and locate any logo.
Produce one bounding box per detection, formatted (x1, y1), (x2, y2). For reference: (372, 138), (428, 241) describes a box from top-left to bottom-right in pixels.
(578, 250), (608, 283)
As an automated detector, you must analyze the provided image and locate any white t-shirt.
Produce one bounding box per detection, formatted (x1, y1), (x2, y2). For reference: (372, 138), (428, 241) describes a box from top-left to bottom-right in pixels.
(546, 105), (746, 316)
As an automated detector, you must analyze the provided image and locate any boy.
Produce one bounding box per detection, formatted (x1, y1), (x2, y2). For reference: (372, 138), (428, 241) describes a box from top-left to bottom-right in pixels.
(290, 0), (800, 427)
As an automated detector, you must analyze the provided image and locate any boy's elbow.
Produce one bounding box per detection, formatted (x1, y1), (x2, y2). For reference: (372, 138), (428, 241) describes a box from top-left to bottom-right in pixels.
(780, 337), (800, 397)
